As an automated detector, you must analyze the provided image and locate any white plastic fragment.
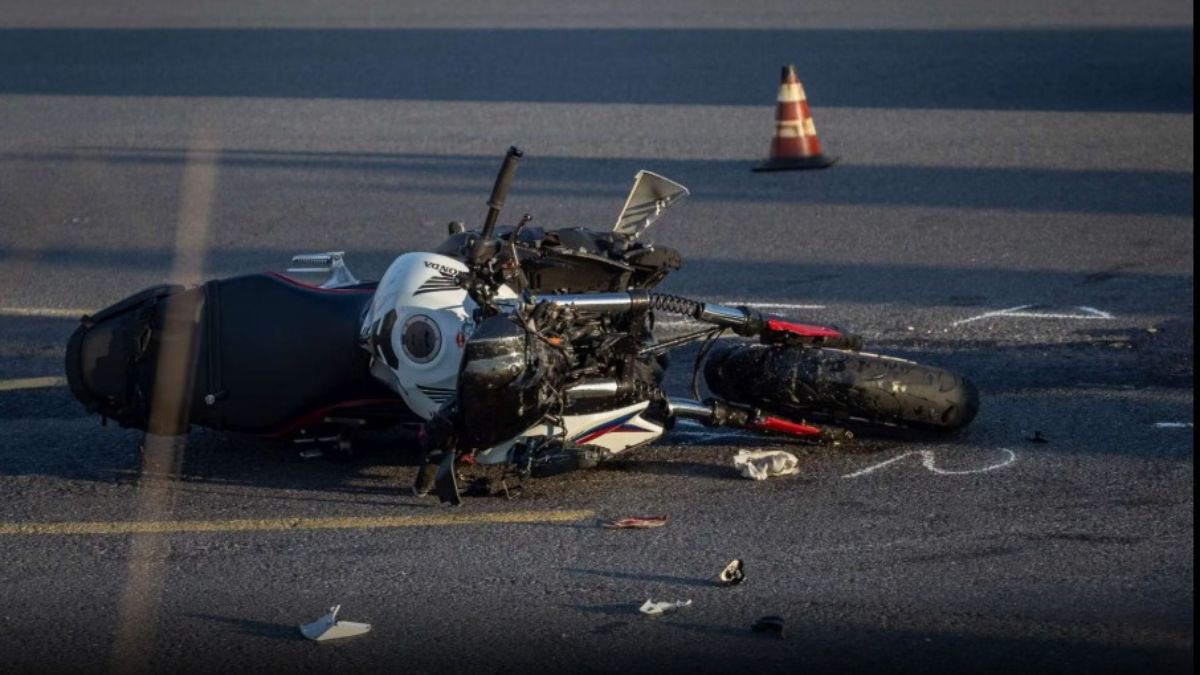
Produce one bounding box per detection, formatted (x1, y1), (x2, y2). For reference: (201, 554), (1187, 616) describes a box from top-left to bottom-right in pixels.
(733, 450), (800, 480)
(299, 605), (373, 641)
(718, 559), (745, 586)
(639, 599), (692, 617)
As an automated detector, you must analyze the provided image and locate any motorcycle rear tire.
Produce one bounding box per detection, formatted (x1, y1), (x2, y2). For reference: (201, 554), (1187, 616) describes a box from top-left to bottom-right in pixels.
(704, 344), (979, 431)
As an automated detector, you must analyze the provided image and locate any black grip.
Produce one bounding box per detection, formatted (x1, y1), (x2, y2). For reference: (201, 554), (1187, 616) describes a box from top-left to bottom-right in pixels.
(473, 146), (524, 265)
(487, 146), (523, 210)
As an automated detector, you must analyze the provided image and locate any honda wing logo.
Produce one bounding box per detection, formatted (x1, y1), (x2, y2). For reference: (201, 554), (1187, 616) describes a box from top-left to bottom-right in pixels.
(413, 268), (462, 296)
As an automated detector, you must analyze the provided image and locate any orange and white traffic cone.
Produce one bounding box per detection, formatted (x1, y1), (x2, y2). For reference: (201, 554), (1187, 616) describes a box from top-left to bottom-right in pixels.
(754, 64), (835, 172)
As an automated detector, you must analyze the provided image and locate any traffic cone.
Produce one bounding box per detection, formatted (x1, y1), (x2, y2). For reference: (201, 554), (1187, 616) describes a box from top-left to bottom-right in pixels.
(754, 65), (835, 172)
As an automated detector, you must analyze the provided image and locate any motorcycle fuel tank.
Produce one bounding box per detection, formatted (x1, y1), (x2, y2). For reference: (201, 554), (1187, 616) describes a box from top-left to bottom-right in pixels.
(361, 252), (516, 419)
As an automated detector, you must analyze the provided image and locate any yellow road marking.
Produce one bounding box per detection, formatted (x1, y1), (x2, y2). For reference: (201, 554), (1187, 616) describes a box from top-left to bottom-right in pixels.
(0, 306), (92, 318)
(0, 376), (66, 391)
(0, 510), (595, 536)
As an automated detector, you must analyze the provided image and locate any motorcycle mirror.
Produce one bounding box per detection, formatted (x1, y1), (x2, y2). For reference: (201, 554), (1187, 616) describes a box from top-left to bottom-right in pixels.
(613, 170), (689, 238)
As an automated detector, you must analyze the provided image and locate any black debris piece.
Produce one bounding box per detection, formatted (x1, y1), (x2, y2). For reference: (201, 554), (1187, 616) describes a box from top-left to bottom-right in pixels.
(751, 615), (785, 638)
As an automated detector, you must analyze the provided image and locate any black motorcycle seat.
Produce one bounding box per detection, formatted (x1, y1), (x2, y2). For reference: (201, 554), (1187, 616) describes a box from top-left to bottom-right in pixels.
(191, 273), (401, 434)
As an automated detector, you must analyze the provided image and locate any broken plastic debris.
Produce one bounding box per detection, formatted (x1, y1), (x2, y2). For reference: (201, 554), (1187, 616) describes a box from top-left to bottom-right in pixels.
(299, 605), (372, 642)
(751, 615), (785, 637)
(718, 559), (745, 586)
(733, 450), (800, 480)
(639, 599), (692, 617)
(603, 516), (668, 529)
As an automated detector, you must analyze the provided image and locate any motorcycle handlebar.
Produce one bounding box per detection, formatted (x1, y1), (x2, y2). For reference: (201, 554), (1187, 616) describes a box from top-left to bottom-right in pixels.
(481, 146), (523, 241)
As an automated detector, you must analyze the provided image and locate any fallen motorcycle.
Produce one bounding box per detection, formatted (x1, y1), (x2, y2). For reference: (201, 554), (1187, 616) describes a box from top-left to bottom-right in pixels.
(65, 147), (979, 504)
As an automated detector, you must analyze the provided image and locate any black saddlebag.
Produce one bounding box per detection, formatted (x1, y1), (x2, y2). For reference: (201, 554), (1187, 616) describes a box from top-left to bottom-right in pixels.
(65, 274), (402, 436)
(64, 283), (194, 432)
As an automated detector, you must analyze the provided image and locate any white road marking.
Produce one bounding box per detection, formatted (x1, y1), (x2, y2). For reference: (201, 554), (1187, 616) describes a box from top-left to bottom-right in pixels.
(732, 302), (825, 310)
(952, 304), (1114, 326)
(1153, 422), (1193, 429)
(842, 448), (1017, 478)
(0, 306), (92, 318)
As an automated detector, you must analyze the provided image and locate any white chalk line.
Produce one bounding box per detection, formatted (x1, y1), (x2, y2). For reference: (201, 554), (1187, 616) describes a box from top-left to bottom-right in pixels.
(731, 302), (826, 310)
(1154, 422), (1193, 429)
(952, 305), (1114, 326)
(842, 448), (1017, 478)
(0, 306), (92, 319)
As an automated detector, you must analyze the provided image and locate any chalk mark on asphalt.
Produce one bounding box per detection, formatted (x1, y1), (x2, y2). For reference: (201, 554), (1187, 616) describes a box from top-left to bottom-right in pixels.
(1154, 422), (1193, 429)
(952, 305), (1114, 326)
(843, 448), (1017, 478)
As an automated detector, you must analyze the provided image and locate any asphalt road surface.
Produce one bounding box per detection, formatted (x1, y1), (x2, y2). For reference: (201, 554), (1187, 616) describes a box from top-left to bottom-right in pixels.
(0, 2), (1193, 673)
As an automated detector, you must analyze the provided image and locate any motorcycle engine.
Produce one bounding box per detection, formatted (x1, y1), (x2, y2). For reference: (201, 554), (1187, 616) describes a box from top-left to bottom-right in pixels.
(455, 314), (566, 450)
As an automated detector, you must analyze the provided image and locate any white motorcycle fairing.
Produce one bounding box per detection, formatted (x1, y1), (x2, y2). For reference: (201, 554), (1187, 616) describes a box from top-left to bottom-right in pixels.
(362, 253), (663, 466)
(474, 401), (665, 464)
(361, 252), (516, 420)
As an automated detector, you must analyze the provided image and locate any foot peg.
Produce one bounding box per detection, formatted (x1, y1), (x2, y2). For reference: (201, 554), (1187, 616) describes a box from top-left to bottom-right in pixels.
(288, 251), (360, 289)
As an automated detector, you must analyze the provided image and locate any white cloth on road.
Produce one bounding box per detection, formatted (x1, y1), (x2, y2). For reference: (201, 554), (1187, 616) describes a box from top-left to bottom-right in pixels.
(734, 450), (800, 480)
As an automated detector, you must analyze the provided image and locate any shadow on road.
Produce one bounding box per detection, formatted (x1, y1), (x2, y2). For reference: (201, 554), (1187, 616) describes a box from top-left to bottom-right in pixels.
(5, 148), (1193, 216)
(183, 613), (305, 642)
(0, 28), (1192, 112)
(565, 567), (717, 589)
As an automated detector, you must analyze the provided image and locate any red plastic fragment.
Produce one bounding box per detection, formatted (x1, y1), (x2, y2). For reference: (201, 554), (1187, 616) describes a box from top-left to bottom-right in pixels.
(603, 516), (669, 529)
(765, 317), (842, 339)
(750, 416), (823, 437)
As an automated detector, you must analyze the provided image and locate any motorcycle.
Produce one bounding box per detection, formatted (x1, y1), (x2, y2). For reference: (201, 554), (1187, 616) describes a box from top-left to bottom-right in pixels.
(65, 147), (979, 504)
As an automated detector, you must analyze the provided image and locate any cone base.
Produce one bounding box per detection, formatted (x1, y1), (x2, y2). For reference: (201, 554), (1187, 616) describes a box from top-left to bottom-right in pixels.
(753, 155), (837, 172)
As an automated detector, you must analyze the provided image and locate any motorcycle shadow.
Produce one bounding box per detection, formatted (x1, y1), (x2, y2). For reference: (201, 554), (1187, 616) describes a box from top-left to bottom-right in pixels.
(598, 458), (736, 481)
(105, 427), (431, 506)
